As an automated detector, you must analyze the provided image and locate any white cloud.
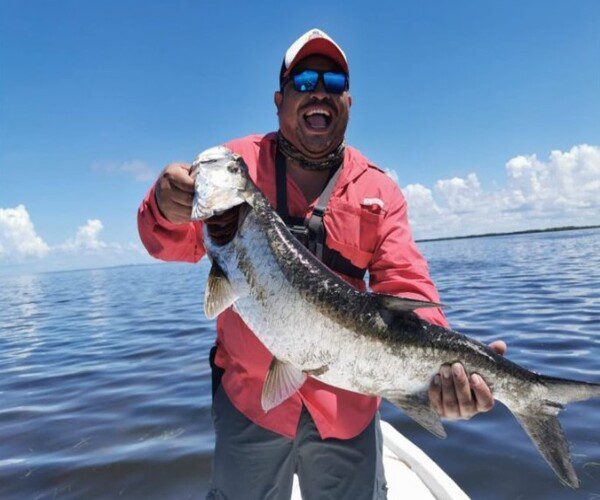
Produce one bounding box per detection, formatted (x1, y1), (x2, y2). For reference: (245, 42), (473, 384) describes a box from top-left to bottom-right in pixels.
(384, 168), (399, 184)
(60, 219), (118, 252)
(3, 143), (598, 271)
(435, 173), (482, 214)
(92, 159), (157, 182)
(0, 203), (158, 275)
(400, 144), (600, 239)
(403, 184), (442, 216)
(0, 205), (50, 259)
(504, 145), (600, 211)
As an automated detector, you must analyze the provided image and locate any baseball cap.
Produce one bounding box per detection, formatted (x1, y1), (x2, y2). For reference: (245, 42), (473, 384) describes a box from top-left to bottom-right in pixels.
(279, 28), (349, 85)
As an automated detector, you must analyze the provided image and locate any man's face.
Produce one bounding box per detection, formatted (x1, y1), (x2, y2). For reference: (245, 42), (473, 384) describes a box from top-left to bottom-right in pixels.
(275, 55), (352, 159)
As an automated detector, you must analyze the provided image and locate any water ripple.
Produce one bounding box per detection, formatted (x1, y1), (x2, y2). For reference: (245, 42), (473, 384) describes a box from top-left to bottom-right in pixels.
(0, 229), (599, 499)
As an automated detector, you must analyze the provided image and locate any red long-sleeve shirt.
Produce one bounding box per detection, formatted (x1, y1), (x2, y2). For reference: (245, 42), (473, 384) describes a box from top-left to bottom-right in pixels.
(137, 132), (448, 439)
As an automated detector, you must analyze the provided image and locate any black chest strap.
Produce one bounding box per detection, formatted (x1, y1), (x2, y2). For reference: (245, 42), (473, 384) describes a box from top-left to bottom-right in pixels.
(275, 148), (366, 280)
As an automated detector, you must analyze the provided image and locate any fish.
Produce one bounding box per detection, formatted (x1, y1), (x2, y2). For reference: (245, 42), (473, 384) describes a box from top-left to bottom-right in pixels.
(190, 145), (600, 488)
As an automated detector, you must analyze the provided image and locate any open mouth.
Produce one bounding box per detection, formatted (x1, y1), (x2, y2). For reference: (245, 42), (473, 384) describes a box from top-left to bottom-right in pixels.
(303, 107), (332, 131)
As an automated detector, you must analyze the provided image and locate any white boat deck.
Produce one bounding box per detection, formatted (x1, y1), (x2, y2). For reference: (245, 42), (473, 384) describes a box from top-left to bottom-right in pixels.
(291, 421), (469, 500)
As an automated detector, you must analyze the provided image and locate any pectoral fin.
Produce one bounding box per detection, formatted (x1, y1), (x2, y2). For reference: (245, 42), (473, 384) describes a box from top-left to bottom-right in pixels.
(261, 358), (307, 412)
(388, 392), (447, 438)
(376, 294), (444, 312)
(204, 261), (238, 319)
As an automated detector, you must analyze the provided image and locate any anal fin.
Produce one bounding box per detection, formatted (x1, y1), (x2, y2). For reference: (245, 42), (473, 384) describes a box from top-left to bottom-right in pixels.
(388, 392), (447, 439)
(261, 358), (307, 412)
(204, 261), (238, 319)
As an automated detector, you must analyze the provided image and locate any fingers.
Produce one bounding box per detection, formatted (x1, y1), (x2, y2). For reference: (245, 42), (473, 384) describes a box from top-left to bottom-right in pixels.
(155, 163), (194, 224)
(169, 186), (194, 207)
(161, 202), (192, 225)
(155, 177), (192, 208)
(452, 363), (476, 419)
(471, 338), (504, 413)
(471, 374), (495, 413)
(164, 163), (195, 192)
(169, 173), (195, 193)
(429, 363), (495, 420)
(489, 340), (507, 356)
(440, 365), (460, 419)
(428, 374), (443, 416)
(156, 188), (193, 224)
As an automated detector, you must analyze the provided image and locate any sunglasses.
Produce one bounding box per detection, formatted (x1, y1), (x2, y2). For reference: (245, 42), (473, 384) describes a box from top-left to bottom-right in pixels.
(284, 69), (349, 94)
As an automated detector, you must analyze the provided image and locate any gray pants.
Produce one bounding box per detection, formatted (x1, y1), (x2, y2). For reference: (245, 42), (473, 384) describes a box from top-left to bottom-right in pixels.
(207, 384), (387, 500)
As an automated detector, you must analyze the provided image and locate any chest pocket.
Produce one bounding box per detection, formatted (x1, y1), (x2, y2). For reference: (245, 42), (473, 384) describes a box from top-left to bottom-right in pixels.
(324, 199), (384, 270)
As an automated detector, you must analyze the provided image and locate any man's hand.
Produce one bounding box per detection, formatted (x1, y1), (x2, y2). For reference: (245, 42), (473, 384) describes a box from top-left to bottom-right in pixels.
(155, 161), (241, 243)
(155, 163), (195, 224)
(428, 340), (507, 420)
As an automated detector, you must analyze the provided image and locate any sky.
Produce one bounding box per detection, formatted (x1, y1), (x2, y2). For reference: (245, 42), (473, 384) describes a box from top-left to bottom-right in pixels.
(1, 0), (599, 275)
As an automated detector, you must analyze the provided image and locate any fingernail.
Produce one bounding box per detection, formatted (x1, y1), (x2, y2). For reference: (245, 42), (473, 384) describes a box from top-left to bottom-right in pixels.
(452, 363), (462, 377)
(433, 375), (441, 386)
(441, 365), (451, 379)
(471, 374), (482, 386)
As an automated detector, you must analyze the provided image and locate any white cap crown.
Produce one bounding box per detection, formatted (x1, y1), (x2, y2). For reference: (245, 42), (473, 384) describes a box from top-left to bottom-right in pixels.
(282, 28), (348, 78)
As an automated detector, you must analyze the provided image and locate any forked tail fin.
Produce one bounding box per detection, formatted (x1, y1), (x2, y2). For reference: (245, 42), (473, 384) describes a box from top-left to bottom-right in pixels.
(509, 376), (600, 488)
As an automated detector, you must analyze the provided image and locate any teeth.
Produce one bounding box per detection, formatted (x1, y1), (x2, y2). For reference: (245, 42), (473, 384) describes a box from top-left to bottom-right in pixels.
(304, 107), (331, 118)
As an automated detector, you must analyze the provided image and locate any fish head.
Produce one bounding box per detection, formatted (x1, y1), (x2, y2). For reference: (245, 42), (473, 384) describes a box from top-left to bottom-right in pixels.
(190, 146), (250, 220)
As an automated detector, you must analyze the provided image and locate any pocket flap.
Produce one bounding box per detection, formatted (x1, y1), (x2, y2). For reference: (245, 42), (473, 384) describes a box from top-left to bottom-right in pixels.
(325, 233), (373, 269)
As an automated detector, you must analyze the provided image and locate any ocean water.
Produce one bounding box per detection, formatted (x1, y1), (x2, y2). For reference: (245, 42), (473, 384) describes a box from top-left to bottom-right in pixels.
(1, 229), (599, 499)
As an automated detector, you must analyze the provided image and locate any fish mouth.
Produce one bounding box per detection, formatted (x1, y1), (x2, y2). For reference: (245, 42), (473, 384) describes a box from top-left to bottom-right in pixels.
(237, 202), (253, 228)
(302, 105), (333, 132)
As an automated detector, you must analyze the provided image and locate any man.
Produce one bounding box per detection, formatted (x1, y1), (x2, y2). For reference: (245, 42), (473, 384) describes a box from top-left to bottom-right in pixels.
(138, 29), (506, 499)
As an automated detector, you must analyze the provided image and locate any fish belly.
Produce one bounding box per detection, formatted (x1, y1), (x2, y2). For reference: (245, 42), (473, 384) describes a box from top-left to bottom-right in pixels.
(210, 214), (448, 399)
(211, 218), (338, 369)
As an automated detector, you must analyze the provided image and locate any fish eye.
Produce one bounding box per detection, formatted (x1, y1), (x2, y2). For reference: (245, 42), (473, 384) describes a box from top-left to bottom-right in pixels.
(227, 164), (239, 173)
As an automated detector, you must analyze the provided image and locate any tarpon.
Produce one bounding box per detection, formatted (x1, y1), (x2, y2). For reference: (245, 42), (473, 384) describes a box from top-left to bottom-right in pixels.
(191, 145), (600, 488)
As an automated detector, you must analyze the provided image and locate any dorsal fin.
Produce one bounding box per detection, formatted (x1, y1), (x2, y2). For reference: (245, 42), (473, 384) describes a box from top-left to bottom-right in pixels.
(376, 293), (444, 312)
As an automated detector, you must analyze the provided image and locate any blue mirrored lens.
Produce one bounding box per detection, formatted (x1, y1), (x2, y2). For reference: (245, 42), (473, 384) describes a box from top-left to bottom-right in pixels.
(291, 70), (348, 94)
(293, 70), (319, 92)
(323, 72), (347, 94)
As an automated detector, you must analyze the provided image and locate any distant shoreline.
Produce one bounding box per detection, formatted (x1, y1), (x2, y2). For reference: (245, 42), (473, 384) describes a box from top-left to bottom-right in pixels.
(2, 225), (598, 278)
(416, 224), (600, 243)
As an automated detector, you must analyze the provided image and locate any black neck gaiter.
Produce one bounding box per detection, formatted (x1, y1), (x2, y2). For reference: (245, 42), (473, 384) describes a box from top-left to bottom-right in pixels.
(277, 131), (345, 171)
